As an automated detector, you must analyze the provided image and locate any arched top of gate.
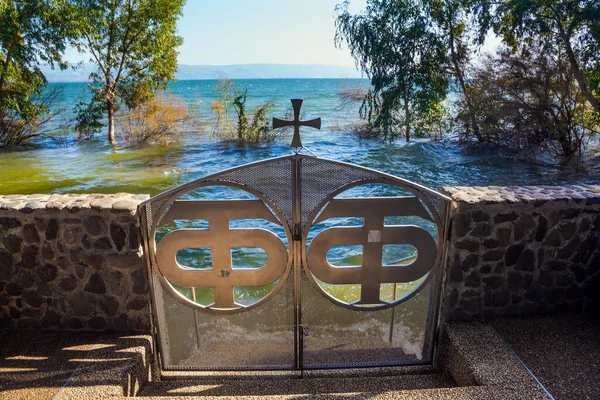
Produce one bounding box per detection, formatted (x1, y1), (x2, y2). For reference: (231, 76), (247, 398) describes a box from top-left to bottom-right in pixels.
(139, 154), (451, 234)
(140, 154), (449, 205)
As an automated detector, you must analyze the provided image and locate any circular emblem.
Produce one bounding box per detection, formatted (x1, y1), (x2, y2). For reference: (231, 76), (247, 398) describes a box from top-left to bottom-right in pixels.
(150, 182), (292, 313)
(302, 180), (441, 310)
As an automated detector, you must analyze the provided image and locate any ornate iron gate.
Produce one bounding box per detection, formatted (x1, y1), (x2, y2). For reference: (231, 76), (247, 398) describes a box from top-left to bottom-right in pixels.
(138, 101), (451, 372)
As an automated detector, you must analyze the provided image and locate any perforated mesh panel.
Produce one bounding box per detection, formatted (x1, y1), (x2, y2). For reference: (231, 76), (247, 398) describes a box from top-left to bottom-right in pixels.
(207, 158), (294, 229)
(299, 157), (380, 231)
(301, 272), (433, 367)
(297, 157), (447, 368)
(152, 267), (295, 370)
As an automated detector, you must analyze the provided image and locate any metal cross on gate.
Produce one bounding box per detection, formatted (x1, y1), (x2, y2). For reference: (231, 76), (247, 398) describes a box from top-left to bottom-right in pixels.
(273, 99), (321, 151)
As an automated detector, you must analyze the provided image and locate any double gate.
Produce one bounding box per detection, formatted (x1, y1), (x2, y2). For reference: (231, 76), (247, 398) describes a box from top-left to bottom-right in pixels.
(139, 154), (451, 371)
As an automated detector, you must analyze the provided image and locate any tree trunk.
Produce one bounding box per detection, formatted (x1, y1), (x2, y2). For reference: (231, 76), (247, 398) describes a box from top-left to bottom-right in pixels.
(107, 100), (116, 145)
(404, 95), (411, 142)
(448, 22), (482, 141)
(559, 28), (600, 112)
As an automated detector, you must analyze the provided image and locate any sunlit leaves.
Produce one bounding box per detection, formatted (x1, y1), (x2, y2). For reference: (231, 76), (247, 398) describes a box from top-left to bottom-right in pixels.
(335, 0), (450, 141)
(69, 0), (186, 143)
(469, 0), (600, 111)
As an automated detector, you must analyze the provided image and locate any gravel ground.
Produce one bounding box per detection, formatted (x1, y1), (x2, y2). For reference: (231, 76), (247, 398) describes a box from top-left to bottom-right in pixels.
(492, 315), (600, 400)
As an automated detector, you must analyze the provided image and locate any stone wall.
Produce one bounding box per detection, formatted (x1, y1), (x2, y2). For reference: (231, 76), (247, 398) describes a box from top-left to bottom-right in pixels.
(443, 185), (600, 320)
(0, 194), (150, 331)
(1, 186), (599, 331)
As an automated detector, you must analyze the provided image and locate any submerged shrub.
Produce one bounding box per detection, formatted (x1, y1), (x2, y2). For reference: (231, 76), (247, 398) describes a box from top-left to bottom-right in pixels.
(458, 45), (599, 160)
(0, 86), (65, 147)
(117, 93), (193, 145)
(211, 79), (282, 146)
(336, 85), (448, 141)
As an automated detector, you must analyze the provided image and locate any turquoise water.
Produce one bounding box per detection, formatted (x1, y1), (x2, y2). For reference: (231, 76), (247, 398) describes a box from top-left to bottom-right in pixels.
(1, 78), (598, 195)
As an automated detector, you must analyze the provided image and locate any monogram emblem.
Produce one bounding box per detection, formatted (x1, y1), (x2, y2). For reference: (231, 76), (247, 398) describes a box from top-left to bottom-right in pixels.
(305, 197), (437, 306)
(155, 199), (289, 310)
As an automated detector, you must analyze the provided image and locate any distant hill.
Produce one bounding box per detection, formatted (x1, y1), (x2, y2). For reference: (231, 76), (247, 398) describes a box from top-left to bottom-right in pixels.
(41, 63), (363, 82)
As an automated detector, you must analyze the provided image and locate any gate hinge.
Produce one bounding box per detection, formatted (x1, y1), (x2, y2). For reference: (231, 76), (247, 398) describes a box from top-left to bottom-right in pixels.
(295, 324), (310, 336)
(292, 223), (302, 241)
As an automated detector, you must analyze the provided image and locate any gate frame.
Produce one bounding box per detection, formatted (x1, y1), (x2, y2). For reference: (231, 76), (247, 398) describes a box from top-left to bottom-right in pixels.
(138, 154), (452, 374)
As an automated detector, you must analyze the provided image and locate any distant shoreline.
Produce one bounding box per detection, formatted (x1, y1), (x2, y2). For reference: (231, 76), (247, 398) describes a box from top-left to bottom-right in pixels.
(42, 63), (364, 83)
(47, 77), (369, 83)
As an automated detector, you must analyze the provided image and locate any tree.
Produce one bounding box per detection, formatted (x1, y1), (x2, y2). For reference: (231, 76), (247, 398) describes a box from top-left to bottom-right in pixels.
(335, 0), (449, 142)
(426, 0), (482, 140)
(470, 0), (600, 112)
(70, 0), (185, 144)
(458, 44), (598, 159)
(0, 1), (72, 144)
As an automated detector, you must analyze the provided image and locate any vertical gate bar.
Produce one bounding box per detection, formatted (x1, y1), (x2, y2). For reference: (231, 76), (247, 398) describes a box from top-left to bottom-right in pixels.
(432, 200), (453, 366)
(291, 155), (304, 372)
(388, 283), (397, 343)
(190, 288), (201, 349)
(423, 198), (452, 363)
(291, 155), (299, 370)
(138, 204), (166, 374)
(296, 156), (303, 372)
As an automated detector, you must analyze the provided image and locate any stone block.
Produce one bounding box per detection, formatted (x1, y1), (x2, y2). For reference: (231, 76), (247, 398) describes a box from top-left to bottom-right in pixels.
(455, 239), (479, 252)
(131, 267), (148, 295)
(83, 216), (107, 237)
(482, 250), (503, 262)
(3, 235), (22, 254)
(45, 218), (59, 240)
(84, 272), (106, 295)
(505, 243), (525, 266)
(110, 223), (127, 252)
(515, 249), (535, 271)
(535, 215), (548, 241)
(494, 212), (519, 224)
(37, 263), (58, 282)
(0, 217), (21, 230)
(0, 249), (14, 280)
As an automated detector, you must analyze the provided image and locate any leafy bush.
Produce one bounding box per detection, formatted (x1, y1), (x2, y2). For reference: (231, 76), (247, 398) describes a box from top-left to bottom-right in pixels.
(336, 85), (449, 140)
(74, 99), (105, 141)
(458, 45), (599, 160)
(0, 86), (65, 147)
(211, 79), (281, 146)
(116, 93), (193, 145)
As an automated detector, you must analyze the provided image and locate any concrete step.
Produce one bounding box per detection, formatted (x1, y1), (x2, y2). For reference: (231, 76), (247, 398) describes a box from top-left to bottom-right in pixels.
(0, 330), (152, 399)
(137, 371), (457, 398)
(1, 319), (565, 399)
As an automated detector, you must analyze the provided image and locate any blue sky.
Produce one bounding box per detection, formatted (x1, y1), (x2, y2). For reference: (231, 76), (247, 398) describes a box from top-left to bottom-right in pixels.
(64, 0), (499, 67)
(176, 0), (367, 66)
(64, 0), (367, 66)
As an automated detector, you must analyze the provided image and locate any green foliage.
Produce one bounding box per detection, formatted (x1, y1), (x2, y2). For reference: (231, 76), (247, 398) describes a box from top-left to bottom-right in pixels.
(231, 89), (273, 146)
(74, 98), (104, 141)
(0, 86), (64, 147)
(469, 0), (600, 112)
(0, 0), (73, 146)
(458, 44), (598, 159)
(69, 0), (186, 144)
(211, 79), (279, 146)
(117, 93), (194, 145)
(335, 0), (449, 142)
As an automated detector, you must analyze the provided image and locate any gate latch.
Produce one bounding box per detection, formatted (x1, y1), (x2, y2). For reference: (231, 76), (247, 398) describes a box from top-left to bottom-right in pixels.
(295, 324), (310, 336)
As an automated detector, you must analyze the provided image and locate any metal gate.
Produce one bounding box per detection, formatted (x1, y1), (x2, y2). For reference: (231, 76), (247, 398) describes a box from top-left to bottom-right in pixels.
(138, 102), (451, 372)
